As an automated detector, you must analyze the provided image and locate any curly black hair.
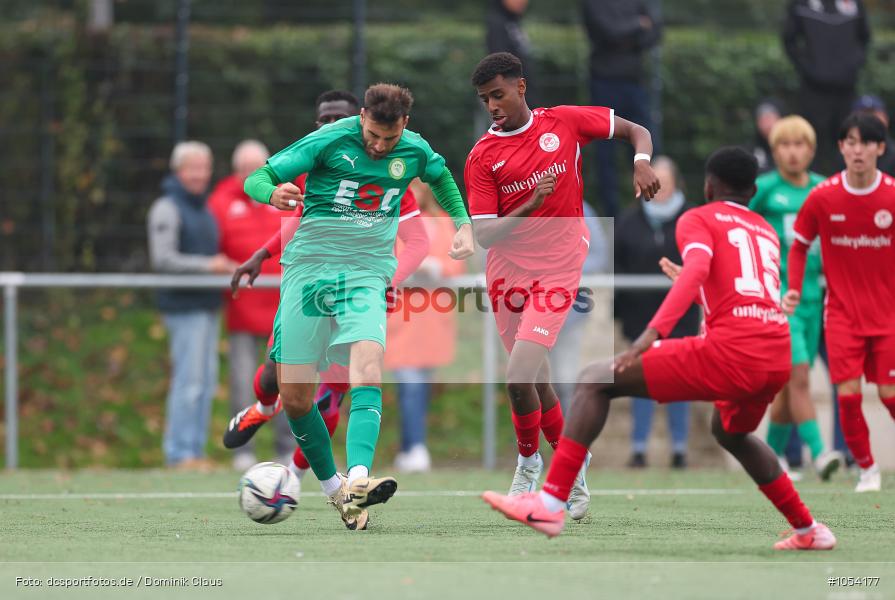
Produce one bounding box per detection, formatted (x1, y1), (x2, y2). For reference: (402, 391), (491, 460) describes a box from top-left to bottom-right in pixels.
(705, 147), (758, 193)
(471, 52), (523, 87)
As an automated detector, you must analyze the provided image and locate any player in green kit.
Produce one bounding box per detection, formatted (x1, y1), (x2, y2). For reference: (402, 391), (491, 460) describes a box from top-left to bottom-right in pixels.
(244, 84), (474, 528)
(748, 115), (843, 481)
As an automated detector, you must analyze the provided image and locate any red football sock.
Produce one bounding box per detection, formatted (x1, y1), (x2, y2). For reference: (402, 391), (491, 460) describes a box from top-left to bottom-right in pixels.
(881, 396), (895, 421)
(292, 404), (341, 471)
(540, 403), (564, 450)
(253, 365), (278, 406)
(839, 394), (874, 468)
(542, 436), (588, 502)
(758, 472), (813, 530)
(511, 408), (541, 457)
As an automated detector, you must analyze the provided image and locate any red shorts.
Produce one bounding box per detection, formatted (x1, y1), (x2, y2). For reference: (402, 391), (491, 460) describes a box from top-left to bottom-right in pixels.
(641, 336), (790, 434)
(486, 257), (585, 353)
(825, 329), (895, 385)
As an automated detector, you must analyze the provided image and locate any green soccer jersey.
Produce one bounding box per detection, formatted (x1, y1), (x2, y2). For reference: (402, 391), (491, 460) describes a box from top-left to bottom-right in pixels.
(749, 170), (825, 302)
(264, 116), (447, 278)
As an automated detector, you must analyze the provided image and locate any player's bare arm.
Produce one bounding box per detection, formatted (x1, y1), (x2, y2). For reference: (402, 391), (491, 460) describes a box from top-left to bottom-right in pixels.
(230, 247), (272, 297)
(473, 173), (556, 248)
(613, 117), (660, 200)
(613, 327), (660, 373)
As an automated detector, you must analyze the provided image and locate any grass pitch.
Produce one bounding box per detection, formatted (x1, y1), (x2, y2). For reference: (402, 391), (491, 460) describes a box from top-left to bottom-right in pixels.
(1, 468), (892, 600)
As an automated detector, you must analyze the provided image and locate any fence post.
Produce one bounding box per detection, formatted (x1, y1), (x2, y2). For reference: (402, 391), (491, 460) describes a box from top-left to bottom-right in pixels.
(482, 303), (497, 469)
(4, 284), (18, 469)
(351, 0), (367, 101)
(173, 0), (191, 144)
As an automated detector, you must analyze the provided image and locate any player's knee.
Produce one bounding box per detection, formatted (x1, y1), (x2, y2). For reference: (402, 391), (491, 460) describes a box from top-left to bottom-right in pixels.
(506, 380), (536, 403)
(280, 390), (313, 418)
(572, 380), (611, 405)
(351, 361), (382, 387)
(710, 418), (743, 449)
(837, 379), (861, 396)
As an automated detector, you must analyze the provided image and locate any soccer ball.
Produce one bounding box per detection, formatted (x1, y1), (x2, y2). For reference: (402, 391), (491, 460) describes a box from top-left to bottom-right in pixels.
(238, 462), (300, 524)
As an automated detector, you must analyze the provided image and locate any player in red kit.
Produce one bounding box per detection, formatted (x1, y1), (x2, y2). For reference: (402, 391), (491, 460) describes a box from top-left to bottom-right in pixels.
(465, 52), (660, 520)
(785, 112), (895, 493)
(483, 147), (836, 550)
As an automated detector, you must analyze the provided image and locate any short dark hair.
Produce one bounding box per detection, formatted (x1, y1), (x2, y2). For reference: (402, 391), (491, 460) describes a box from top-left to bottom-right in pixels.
(363, 83), (414, 124)
(471, 52), (523, 87)
(838, 111), (887, 143)
(705, 147), (758, 193)
(316, 89), (360, 111)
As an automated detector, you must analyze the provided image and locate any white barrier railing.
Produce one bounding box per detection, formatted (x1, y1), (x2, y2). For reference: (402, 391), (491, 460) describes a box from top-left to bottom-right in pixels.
(0, 272), (671, 470)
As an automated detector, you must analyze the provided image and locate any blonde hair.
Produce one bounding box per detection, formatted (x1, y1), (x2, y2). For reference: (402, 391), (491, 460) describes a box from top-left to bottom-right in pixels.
(169, 140), (212, 171)
(769, 116), (816, 150)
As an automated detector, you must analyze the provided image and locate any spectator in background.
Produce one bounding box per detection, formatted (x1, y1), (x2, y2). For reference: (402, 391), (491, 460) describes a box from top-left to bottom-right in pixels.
(852, 95), (895, 176)
(749, 99), (785, 174)
(487, 0), (535, 100)
(385, 179), (464, 473)
(548, 202), (609, 413)
(582, 0), (662, 217)
(208, 140), (294, 471)
(147, 141), (235, 470)
(614, 156), (697, 468)
(784, 0), (870, 174)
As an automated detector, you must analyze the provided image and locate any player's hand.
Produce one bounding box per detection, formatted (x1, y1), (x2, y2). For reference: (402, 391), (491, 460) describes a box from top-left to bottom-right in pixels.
(270, 182), (303, 211)
(658, 257), (682, 282)
(208, 254), (238, 275)
(782, 289), (801, 316)
(528, 173), (556, 211)
(633, 160), (660, 201)
(230, 249), (270, 297)
(449, 223), (475, 260)
(613, 327), (659, 373)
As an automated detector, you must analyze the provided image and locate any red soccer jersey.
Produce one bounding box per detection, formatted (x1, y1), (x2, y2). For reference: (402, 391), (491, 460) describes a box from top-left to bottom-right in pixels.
(791, 170), (895, 335)
(648, 202), (790, 366)
(464, 105), (614, 271)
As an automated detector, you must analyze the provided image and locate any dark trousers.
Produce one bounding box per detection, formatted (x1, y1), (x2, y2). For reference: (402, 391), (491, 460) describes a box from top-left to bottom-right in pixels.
(800, 83), (855, 175)
(590, 78), (652, 218)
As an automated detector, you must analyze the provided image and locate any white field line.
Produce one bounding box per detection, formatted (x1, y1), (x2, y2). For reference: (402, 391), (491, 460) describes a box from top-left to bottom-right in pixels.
(0, 489), (743, 501)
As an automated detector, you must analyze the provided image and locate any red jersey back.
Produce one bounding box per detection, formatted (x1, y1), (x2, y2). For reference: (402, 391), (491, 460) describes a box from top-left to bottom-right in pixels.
(676, 202), (790, 365)
(792, 171), (895, 335)
(464, 105), (613, 271)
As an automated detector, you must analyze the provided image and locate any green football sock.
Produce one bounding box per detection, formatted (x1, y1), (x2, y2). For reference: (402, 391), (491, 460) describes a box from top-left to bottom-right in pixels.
(287, 404), (337, 482)
(346, 386), (383, 472)
(766, 422), (793, 456)
(797, 419), (825, 460)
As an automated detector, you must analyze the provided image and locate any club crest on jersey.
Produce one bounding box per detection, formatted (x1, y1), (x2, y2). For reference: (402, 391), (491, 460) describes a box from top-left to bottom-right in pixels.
(539, 133), (560, 153)
(875, 209), (893, 230)
(388, 158), (406, 179)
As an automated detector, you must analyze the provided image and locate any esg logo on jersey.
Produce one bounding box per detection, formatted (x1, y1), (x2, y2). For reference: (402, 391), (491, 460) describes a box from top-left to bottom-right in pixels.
(333, 179), (402, 212)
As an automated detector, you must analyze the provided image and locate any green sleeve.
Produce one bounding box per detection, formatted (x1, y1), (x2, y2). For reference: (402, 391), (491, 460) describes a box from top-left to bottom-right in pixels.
(429, 167), (471, 228)
(244, 164), (283, 205)
(412, 136), (448, 184)
(266, 124), (345, 183)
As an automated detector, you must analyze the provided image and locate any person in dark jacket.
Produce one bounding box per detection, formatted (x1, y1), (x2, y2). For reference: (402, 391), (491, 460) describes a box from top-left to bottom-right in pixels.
(852, 94), (895, 176)
(749, 99), (785, 175)
(487, 0), (535, 103)
(582, 0), (662, 217)
(783, 0), (871, 174)
(147, 141), (235, 470)
(614, 156), (698, 468)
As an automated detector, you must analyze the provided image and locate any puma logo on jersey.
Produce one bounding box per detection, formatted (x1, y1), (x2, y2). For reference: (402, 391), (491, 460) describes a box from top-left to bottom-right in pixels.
(830, 214), (846, 222)
(341, 154), (358, 168)
(492, 160), (506, 172)
(532, 326), (550, 336)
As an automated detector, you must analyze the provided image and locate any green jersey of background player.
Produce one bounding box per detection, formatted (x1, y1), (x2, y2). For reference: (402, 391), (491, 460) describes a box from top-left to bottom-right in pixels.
(748, 115), (842, 481)
(244, 83), (474, 529)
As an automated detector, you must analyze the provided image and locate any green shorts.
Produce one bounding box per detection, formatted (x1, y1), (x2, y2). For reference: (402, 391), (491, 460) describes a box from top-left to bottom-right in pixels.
(788, 300), (822, 367)
(270, 263), (388, 370)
